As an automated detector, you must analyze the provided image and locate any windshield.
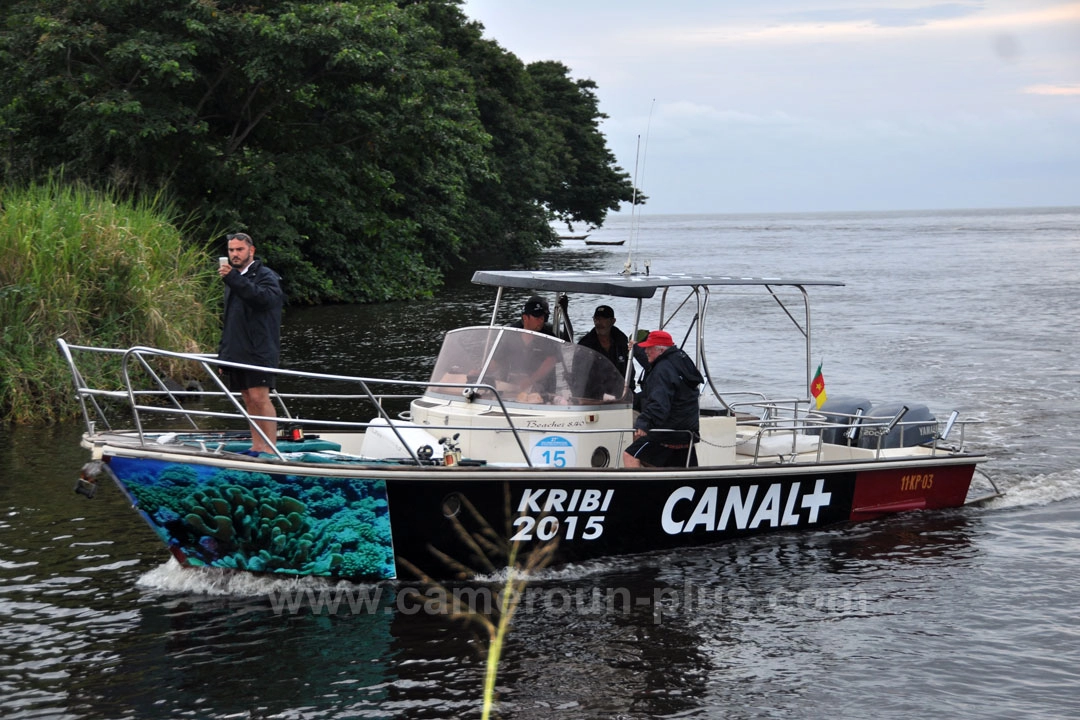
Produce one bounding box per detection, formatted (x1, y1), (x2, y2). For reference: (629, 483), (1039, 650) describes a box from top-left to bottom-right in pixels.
(427, 327), (630, 407)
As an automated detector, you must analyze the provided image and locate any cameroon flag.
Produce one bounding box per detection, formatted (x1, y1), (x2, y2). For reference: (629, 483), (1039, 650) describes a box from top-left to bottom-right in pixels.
(811, 363), (827, 409)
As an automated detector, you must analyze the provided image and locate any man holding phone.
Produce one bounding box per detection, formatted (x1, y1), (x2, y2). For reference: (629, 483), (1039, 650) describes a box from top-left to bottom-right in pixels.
(217, 232), (284, 454)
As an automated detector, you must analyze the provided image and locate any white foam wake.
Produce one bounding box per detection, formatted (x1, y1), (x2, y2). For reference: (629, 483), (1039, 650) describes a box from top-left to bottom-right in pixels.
(136, 557), (377, 597)
(976, 467), (1080, 511)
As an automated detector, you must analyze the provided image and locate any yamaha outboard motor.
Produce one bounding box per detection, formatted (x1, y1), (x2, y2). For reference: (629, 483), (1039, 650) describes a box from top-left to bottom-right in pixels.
(857, 402), (937, 450)
(808, 397), (872, 444)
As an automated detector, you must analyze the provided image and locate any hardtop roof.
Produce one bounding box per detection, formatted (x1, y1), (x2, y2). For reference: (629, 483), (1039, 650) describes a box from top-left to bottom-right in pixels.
(471, 269), (844, 299)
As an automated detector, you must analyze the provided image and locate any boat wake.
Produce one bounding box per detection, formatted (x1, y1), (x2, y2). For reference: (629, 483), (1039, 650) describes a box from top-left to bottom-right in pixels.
(136, 557), (380, 598)
(473, 558), (626, 585)
(976, 468), (1080, 511)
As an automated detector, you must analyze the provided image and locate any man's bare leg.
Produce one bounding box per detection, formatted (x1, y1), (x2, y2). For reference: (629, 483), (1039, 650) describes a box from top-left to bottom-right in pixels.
(241, 386), (277, 453)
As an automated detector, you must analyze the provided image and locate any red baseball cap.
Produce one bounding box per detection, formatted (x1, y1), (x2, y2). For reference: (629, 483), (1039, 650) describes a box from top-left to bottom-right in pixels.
(638, 330), (674, 348)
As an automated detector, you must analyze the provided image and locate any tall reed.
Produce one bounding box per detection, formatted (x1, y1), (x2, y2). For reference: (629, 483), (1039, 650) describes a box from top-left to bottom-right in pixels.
(398, 535), (557, 719)
(0, 180), (221, 424)
(479, 541), (557, 720)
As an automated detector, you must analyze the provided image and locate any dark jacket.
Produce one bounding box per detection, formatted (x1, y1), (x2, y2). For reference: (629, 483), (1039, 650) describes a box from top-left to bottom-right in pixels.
(218, 259), (284, 368)
(634, 347), (704, 444)
(578, 326), (630, 379)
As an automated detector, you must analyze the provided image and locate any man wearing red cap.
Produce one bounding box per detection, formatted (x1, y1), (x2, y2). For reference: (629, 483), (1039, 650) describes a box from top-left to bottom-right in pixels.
(623, 330), (704, 468)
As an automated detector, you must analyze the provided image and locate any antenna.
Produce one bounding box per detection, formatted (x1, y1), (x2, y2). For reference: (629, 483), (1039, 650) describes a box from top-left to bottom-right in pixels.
(625, 99), (655, 274)
(623, 133), (642, 275)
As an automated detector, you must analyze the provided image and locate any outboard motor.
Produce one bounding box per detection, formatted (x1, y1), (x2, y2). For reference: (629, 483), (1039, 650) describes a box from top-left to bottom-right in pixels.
(857, 402), (937, 450)
(808, 397), (872, 444)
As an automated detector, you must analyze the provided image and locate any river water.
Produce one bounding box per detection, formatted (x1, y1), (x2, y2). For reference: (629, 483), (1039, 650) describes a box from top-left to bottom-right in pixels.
(3, 207), (1079, 719)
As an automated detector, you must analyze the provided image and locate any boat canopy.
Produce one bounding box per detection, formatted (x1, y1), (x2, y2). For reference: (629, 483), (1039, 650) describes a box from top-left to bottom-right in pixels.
(472, 268), (846, 406)
(472, 270), (844, 299)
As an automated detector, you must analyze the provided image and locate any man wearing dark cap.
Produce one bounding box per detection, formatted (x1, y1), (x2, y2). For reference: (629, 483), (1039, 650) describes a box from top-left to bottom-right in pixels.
(504, 295), (561, 398)
(511, 295), (556, 336)
(578, 305), (630, 380)
(623, 330), (704, 468)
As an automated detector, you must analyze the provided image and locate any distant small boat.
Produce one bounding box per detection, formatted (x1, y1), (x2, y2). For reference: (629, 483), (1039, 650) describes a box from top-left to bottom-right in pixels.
(558, 233), (590, 240)
(584, 239), (625, 246)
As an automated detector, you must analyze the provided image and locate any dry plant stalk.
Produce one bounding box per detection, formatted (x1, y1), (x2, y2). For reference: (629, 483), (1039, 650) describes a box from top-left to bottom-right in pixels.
(396, 490), (561, 719)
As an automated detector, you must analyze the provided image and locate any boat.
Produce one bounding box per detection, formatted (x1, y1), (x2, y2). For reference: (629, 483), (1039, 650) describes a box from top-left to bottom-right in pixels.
(558, 233), (590, 241)
(584, 239), (625, 246)
(60, 268), (999, 583)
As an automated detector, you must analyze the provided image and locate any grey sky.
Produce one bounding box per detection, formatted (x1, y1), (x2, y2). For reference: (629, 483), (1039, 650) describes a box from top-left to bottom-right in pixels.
(461, 1), (1080, 214)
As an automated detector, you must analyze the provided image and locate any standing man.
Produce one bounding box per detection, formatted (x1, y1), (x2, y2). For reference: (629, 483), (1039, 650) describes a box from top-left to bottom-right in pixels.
(217, 232), (284, 454)
(623, 330), (704, 468)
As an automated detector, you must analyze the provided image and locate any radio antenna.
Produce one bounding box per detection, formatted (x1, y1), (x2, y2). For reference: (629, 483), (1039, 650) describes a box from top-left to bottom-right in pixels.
(625, 99), (655, 275)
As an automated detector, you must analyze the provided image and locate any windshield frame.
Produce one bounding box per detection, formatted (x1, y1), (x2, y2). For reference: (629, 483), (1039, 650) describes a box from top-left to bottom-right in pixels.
(426, 326), (632, 409)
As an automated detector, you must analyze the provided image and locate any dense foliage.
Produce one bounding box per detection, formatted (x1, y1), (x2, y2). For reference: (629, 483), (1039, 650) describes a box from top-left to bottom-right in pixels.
(0, 180), (220, 424)
(0, 0), (635, 303)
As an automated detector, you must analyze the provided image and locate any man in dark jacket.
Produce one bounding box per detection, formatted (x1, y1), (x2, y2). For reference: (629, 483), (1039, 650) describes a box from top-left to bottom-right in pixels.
(217, 232), (284, 454)
(623, 330), (704, 468)
(577, 304), (631, 399)
(578, 305), (630, 379)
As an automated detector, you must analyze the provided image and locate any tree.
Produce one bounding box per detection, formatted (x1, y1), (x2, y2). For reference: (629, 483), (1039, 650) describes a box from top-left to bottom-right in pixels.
(527, 60), (636, 229)
(0, 1), (634, 302)
(412, 2), (635, 268)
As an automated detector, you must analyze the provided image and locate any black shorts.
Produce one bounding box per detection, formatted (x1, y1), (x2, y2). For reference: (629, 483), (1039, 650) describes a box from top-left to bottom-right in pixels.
(625, 438), (698, 468)
(223, 368), (276, 392)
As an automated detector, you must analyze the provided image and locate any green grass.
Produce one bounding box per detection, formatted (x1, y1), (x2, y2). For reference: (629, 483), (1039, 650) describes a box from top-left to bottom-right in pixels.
(0, 179), (221, 424)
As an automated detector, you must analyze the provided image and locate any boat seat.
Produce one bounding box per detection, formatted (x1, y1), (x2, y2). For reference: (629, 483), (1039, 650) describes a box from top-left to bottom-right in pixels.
(735, 432), (819, 461)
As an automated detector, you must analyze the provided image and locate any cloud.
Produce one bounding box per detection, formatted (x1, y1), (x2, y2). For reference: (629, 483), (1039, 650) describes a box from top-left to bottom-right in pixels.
(1023, 83), (1080, 95)
(657, 101), (806, 128)
(643, 2), (1080, 47)
(462, 1), (1080, 213)
(789, 3), (981, 28)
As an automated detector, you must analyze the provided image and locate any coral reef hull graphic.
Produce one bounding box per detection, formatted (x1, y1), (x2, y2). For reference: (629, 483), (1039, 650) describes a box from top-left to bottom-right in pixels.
(108, 457), (395, 580)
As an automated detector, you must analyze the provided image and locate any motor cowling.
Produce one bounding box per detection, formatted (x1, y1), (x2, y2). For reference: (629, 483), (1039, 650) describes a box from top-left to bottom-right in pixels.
(857, 402), (937, 449)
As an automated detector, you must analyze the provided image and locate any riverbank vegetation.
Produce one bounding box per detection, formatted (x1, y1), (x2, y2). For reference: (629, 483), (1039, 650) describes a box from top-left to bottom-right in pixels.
(0, 0), (637, 305)
(0, 181), (220, 424)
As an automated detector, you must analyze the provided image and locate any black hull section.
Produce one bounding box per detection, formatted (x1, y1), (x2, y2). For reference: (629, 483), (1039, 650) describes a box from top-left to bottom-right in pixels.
(386, 472), (859, 580)
(88, 448), (979, 582)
